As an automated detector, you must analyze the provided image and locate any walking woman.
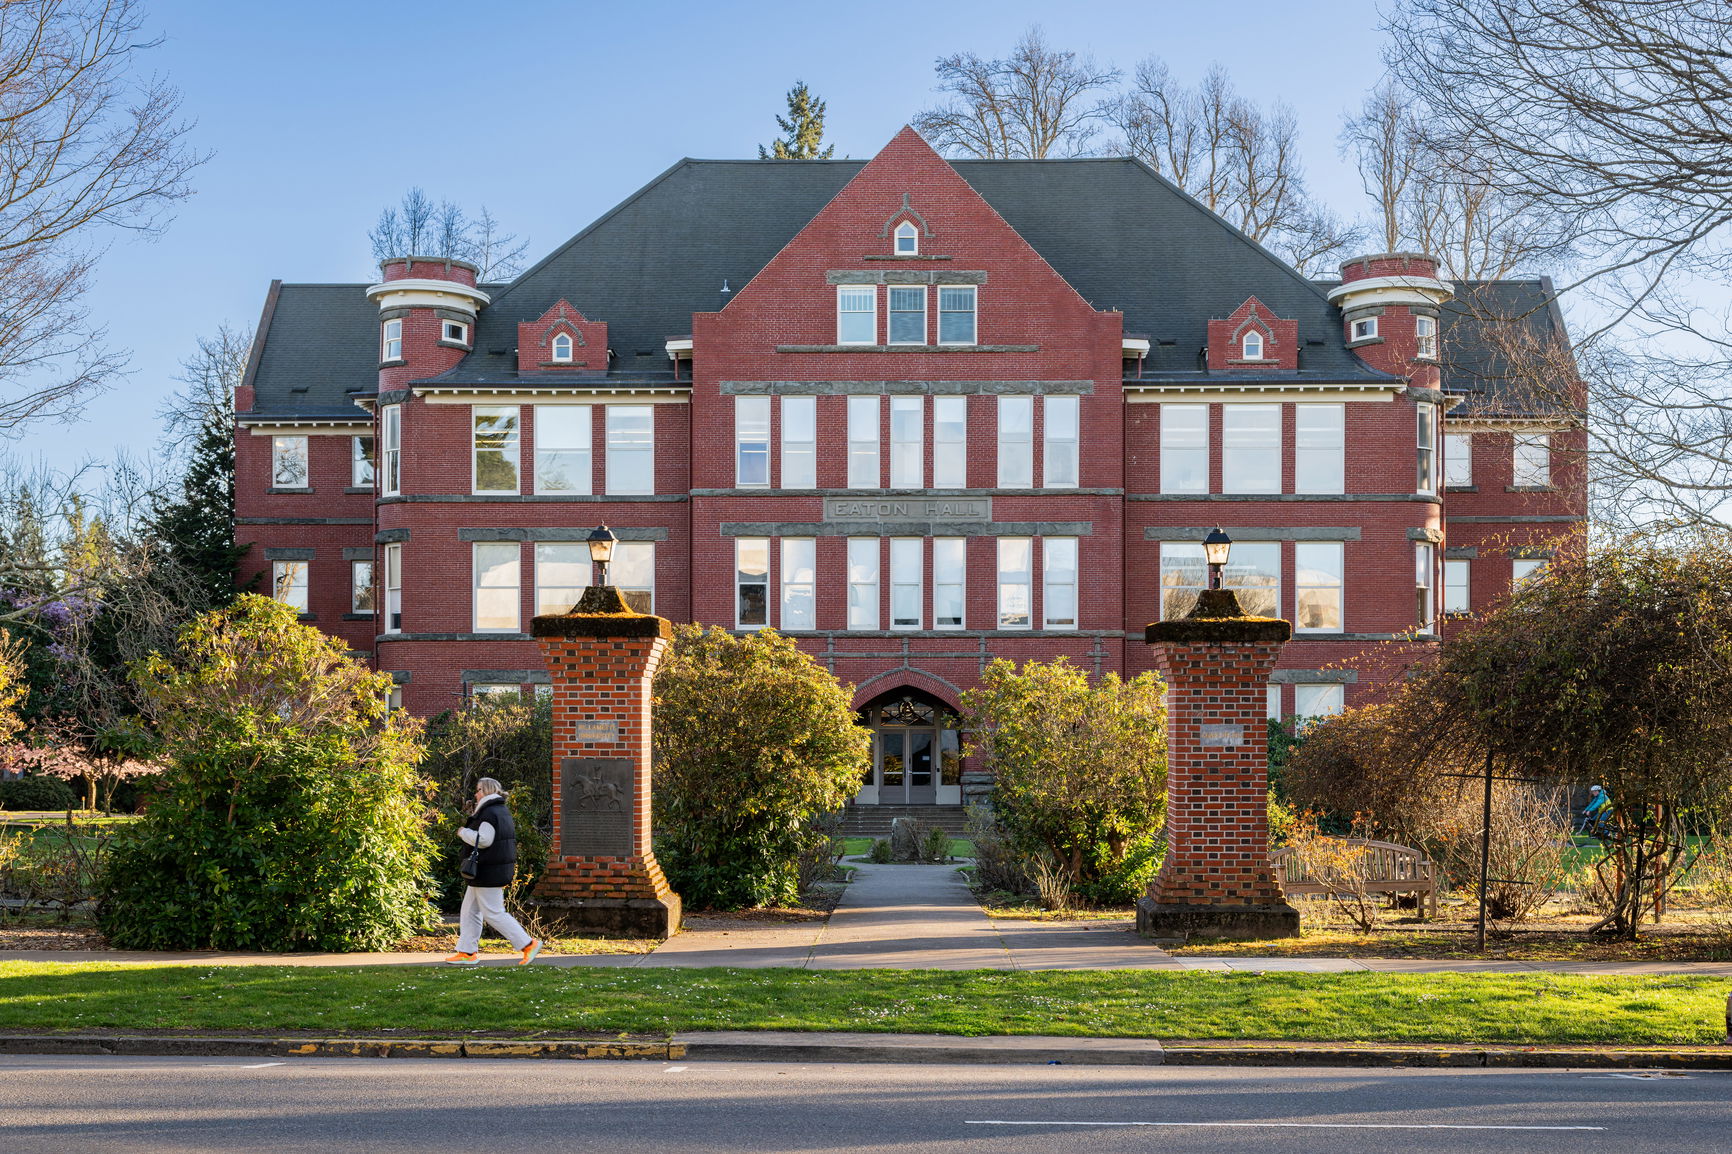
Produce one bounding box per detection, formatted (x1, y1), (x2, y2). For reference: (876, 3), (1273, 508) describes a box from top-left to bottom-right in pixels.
(446, 777), (544, 965)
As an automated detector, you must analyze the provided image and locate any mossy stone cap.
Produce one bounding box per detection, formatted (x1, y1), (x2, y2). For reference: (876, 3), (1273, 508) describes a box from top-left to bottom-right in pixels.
(1144, 588), (1292, 645)
(530, 585), (673, 640)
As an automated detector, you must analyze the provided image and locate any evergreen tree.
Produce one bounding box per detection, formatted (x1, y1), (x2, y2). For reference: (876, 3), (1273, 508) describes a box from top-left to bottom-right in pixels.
(758, 81), (836, 160)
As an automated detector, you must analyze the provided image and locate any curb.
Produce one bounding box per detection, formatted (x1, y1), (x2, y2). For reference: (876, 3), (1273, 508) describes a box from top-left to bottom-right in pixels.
(0, 1033), (1726, 1069)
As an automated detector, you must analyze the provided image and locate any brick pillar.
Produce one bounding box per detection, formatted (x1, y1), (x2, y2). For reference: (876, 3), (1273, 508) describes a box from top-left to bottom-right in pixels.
(1137, 589), (1300, 942)
(530, 588), (681, 938)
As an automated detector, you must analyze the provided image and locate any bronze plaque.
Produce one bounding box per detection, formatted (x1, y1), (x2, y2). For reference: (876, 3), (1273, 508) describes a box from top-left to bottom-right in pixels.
(573, 719), (619, 744)
(560, 757), (634, 857)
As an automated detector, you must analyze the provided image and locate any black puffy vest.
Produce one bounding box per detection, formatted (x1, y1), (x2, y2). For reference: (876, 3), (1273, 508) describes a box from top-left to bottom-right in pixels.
(464, 798), (517, 888)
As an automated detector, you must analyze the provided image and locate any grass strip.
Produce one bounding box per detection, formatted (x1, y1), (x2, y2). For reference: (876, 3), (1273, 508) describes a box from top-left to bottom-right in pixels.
(0, 963), (1724, 1045)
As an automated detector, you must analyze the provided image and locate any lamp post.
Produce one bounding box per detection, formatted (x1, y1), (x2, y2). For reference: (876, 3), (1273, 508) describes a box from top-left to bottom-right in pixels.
(1203, 527), (1232, 590)
(587, 524), (618, 588)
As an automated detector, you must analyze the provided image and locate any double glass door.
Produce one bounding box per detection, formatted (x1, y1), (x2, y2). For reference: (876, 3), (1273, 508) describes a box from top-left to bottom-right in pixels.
(876, 728), (936, 805)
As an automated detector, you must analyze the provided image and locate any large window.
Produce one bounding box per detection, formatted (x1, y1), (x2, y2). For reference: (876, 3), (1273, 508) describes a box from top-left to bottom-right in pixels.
(736, 396), (770, 487)
(847, 537), (879, 630)
(271, 435), (308, 488)
(351, 560), (375, 614)
(1296, 684), (1345, 719)
(351, 436), (375, 488)
(998, 396), (1033, 487)
(847, 396), (879, 488)
(781, 396), (816, 488)
(1513, 432), (1550, 486)
(781, 538), (815, 629)
(736, 538), (769, 629)
(1445, 432), (1473, 487)
(535, 405), (592, 494)
(933, 537), (965, 629)
(997, 537), (1032, 628)
(1223, 405), (1280, 493)
(890, 396), (923, 488)
(1044, 396), (1079, 487)
(1444, 558), (1470, 613)
(888, 286), (926, 345)
(272, 561), (308, 613)
(1043, 537), (1078, 629)
(383, 543), (402, 633)
(1160, 543), (1206, 620)
(611, 541), (655, 614)
(472, 406), (520, 494)
(1416, 543), (1437, 630)
(837, 286), (876, 345)
(605, 406), (654, 494)
(1416, 402), (1437, 495)
(535, 544), (586, 617)
(473, 543), (521, 633)
(380, 406), (401, 496)
(1295, 404), (1344, 494)
(933, 397), (967, 487)
(1160, 404), (1209, 494)
(890, 537), (922, 629)
(1295, 542), (1343, 632)
(1161, 541), (1278, 618)
(1512, 557), (1548, 586)
(938, 286), (977, 344)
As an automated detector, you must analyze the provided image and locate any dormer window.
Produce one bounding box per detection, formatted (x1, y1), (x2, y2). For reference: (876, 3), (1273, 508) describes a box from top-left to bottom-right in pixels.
(442, 320), (469, 345)
(1350, 317), (1379, 342)
(381, 318), (403, 362)
(551, 332), (574, 362)
(894, 221), (919, 255)
(1242, 331), (1264, 360)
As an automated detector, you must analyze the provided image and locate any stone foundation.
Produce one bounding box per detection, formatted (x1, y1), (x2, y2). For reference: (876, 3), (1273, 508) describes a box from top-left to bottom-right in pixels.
(1136, 898), (1300, 942)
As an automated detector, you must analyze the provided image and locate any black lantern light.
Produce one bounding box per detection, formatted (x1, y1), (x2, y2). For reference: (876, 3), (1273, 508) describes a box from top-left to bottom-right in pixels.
(587, 524), (618, 587)
(1203, 527), (1232, 590)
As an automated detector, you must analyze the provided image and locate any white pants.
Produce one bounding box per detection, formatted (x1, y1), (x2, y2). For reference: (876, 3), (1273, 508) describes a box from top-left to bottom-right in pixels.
(456, 885), (532, 953)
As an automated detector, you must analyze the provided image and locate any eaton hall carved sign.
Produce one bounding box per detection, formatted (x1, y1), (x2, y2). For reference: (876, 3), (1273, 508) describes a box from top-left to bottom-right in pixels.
(822, 497), (991, 521)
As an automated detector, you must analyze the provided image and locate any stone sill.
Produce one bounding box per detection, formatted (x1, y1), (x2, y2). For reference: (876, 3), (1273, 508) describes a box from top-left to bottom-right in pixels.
(268, 487), (313, 495)
(862, 254), (952, 261)
(1507, 484), (1558, 493)
(775, 344), (1037, 353)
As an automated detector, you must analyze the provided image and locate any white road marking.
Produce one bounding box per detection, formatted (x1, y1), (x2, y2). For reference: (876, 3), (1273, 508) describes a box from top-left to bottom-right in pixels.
(1588, 1072), (1690, 1080)
(200, 1062), (285, 1069)
(966, 1120), (1606, 1131)
(664, 1065), (688, 1072)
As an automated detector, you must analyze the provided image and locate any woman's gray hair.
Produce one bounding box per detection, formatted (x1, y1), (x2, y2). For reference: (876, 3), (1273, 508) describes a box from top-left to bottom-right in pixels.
(475, 778), (505, 797)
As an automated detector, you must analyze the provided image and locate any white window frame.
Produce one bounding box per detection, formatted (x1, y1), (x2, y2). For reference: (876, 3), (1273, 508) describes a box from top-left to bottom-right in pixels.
(890, 396), (923, 488)
(780, 538), (815, 630)
(938, 285), (977, 345)
(550, 331), (574, 362)
(887, 285), (927, 346)
(1512, 557), (1548, 586)
(1513, 432), (1551, 487)
(933, 537), (965, 629)
(837, 285), (876, 346)
(1242, 330), (1264, 360)
(272, 560), (308, 614)
(997, 537), (1032, 629)
(1267, 684), (1284, 721)
(1294, 542), (1344, 634)
(351, 435), (375, 488)
(847, 395), (880, 489)
(441, 319), (469, 345)
(380, 406), (402, 497)
(605, 405), (655, 495)
(1416, 402), (1438, 495)
(933, 396), (967, 488)
(1350, 316), (1378, 342)
(1444, 558), (1470, 614)
(735, 396), (771, 488)
(471, 405), (521, 495)
(1160, 542), (1206, 621)
(1042, 537), (1078, 630)
(894, 221), (919, 255)
(534, 404), (593, 495)
(1222, 404), (1281, 494)
(736, 538), (769, 630)
(1416, 543), (1437, 631)
(271, 435), (309, 488)
(847, 537), (879, 631)
(383, 543), (402, 633)
(534, 543), (587, 618)
(1295, 404), (1345, 495)
(472, 542), (521, 634)
(997, 395), (1033, 488)
(351, 559), (375, 615)
(1295, 684), (1345, 720)
(781, 396), (816, 489)
(1415, 314), (1438, 359)
(890, 537), (922, 630)
(611, 541), (656, 615)
(1445, 432), (1473, 488)
(382, 318), (403, 361)
(1160, 404), (1209, 494)
(1225, 541), (1281, 618)
(1043, 395), (1079, 488)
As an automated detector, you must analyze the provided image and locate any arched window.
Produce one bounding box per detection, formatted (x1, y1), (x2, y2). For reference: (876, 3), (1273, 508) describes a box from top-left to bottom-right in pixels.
(1242, 330), (1264, 360)
(894, 221), (919, 255)
(550, 331), (573, 362)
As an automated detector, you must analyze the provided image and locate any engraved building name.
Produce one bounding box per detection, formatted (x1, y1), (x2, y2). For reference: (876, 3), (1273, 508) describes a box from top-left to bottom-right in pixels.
(1200, 724), (1245, 748)
(823, 497), (991, 521)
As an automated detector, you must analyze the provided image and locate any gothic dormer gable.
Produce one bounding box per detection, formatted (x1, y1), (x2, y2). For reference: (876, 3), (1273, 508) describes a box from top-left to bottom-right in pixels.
(1208, 296), (1299, 371)
(518, 301), (608, 372)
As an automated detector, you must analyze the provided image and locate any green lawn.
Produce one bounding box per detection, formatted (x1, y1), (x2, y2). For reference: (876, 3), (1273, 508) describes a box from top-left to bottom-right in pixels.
(0, 962), (1724, 1045)
(842, 837), (974, 858)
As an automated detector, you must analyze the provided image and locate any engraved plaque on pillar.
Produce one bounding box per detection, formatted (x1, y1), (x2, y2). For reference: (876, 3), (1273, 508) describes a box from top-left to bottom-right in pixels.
(1200, 724), (1245, 747)
(559, 757), (634, 857)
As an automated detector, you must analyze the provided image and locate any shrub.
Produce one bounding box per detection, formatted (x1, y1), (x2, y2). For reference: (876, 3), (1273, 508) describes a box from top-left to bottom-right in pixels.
(965, 805), (1027, 894)
(0, 774), (78, 811)
(98, 596), (437, 951)
(1073, 832), (1164, 907)
(794, 812), (845, 894)
(867, 838), (893, 864)
(922, 826), (953, 864)
(653, 626), (869, 909)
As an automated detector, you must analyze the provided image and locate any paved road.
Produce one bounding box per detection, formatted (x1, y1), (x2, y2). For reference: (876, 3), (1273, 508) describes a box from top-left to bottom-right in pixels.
(0, 1055), (1726, 1153)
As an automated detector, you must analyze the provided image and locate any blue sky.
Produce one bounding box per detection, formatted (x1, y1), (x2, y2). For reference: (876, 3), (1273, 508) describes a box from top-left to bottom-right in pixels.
(14, 0), (1389, 479)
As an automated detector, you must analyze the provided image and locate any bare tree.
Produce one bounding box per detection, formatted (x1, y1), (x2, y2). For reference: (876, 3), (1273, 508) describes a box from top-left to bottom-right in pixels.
(1342, 83), (1426, 256)
(367, 187), (528, 280)
(1113, 60), (1361, 273)
(0, 0), (204, 430)
(913, 27), (1121, 159)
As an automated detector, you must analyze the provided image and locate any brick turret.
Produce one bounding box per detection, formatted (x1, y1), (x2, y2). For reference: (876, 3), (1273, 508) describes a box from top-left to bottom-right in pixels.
(365, 257), (490, 393)
(1327, 253), (1452, 390)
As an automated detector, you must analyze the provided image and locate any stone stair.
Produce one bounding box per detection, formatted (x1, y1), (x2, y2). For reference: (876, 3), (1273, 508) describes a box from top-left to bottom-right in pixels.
(839, 804), (971, 840)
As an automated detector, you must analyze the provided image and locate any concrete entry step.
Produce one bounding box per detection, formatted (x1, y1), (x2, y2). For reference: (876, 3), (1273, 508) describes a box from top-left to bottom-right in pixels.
(838, 804), (970, 840)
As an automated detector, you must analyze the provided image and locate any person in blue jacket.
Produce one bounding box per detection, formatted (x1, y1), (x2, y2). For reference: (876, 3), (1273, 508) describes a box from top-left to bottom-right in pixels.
(1580, 784), (1613, 837)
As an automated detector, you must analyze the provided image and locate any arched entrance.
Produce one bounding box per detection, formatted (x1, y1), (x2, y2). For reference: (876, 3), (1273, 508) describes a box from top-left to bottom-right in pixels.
(855, 688), (963, 806)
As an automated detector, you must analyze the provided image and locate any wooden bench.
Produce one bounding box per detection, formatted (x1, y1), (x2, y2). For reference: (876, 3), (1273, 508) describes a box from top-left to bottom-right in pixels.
(1269, 838), (1440, 917)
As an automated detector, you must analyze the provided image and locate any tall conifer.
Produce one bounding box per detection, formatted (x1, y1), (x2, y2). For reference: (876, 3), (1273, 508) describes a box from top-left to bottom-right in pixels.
(759, 81), (836, 160)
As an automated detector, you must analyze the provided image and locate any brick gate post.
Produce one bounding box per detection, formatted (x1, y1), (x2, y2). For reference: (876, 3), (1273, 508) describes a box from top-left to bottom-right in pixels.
(1137, 588), (1300, 941)
(530, 586), (681, 939)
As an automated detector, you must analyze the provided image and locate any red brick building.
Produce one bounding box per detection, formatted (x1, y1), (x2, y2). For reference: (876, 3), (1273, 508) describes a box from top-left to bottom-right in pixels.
(233, 128), (1584, 808)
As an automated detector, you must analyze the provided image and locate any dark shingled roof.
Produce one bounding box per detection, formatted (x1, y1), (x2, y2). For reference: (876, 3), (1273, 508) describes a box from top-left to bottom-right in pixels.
(247, 157), (1577, 415)
(1437, 279), (1572, 418)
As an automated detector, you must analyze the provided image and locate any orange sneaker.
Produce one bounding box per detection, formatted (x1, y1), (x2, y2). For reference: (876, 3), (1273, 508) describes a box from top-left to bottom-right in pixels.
(519, 939), (544, 966)
(444, 952), (479, 966)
